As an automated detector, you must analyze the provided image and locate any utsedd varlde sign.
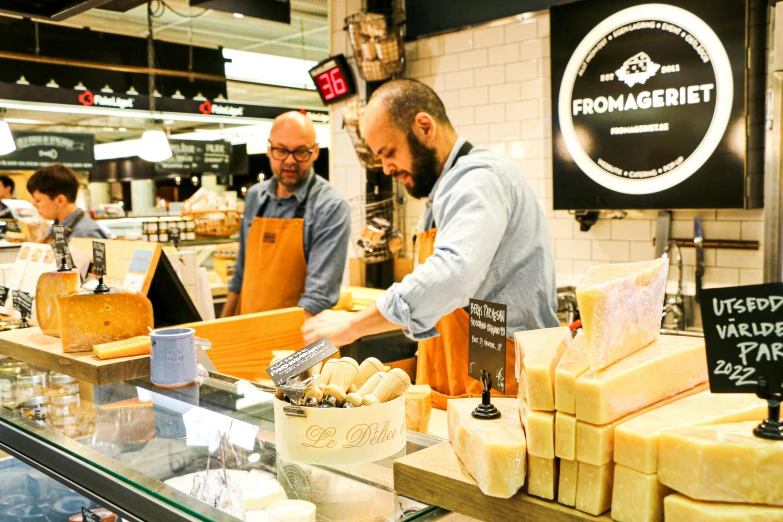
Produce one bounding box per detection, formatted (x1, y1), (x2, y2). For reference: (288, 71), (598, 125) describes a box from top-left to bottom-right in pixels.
(551, 0), (747, 209)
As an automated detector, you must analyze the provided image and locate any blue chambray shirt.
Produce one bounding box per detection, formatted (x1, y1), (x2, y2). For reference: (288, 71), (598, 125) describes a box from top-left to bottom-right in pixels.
(229, 172), (351, 316)
(376, 137), (559, 340)
(51, 209), (110, 240)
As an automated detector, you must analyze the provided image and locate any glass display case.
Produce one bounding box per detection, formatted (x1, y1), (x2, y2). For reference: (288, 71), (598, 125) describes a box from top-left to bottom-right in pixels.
(0, 357), (451, 522)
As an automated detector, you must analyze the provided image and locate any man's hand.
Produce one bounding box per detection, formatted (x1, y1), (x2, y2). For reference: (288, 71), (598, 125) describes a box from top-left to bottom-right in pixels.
(302, 310), (359, 346)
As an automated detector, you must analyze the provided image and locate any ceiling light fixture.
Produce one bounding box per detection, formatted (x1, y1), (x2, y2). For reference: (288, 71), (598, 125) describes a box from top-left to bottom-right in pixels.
(0, 109), (16, 156)
(193, 92), (207, 101)
(172, 90), (185, 99)
(46, 79), (59, 88)
(127, 86), (139, 96)
(139, 2), (171, 163)
(16, 76), (29, 86)
(233, 12), (244, 18)
(100, 84), (114, 93)
(74, 82), (87, 91)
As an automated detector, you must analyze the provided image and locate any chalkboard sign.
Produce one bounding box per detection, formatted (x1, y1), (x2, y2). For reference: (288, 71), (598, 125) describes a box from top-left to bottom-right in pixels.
(468, 299), (507, 393)
(92, 241), (107, 276)
(155, 140), (232, 174)
(52, 224), (73, 269)
(700, 283), (783, 393)
(169, 226), (180, 245)
(81, 507), (101, 522)
(0, 287), (9, 306)
(266, 337), (338, 387)
(13, 290), (32, 317)
(0, 132), (94, 170)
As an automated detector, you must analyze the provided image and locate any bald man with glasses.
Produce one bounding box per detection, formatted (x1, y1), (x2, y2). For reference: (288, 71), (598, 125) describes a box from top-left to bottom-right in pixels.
(222, 111), (351, 319)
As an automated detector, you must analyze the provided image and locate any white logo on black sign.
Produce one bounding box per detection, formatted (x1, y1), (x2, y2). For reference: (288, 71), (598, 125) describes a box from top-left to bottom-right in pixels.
(616, 52), (660, 87)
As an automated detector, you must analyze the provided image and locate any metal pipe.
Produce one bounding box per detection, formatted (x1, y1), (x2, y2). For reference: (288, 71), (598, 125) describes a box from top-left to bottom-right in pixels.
(0, 50), (226, 83)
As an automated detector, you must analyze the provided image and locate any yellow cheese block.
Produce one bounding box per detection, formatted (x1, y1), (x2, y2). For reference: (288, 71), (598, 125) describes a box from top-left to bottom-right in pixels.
(526, 456), (557, 500)
(514, 326), (570, 411)
(35, 270), (80, 337)
(574, 335), (707, 424)
(57, 291), (154, 353)
(658, 421), (783, 505)
(555, 411), (577, 460)
(664, 493), (783, 522)
(554, 330), (589, 414)
(405, 384), (432, 434)
(93, 336), (152, 360)
(558, 458), (578, 507)
(611, 465), (672, 522)
(576, 258), (668, 371)
(614, 391), (768, 474)
(576, 383), (708, 466)
(447, 398), (527, 498)
(575, 461), (613, 516)
(518, 395), (554, 458)
(333, 288), (353, 310)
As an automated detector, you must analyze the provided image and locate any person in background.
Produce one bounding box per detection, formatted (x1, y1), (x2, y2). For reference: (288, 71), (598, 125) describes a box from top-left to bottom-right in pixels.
(303, 79), (558, 408)
(0, 176), (15, 219)
(27, 164), (110, 241)
(222, 111), (351, 319)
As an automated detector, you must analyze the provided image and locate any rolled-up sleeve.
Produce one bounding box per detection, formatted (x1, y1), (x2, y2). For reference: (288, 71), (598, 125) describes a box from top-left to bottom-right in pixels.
(376, 167), (511, 340)
(298, 195), (351, 315)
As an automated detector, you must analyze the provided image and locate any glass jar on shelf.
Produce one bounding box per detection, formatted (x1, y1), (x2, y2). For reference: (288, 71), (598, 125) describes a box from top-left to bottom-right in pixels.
(15, 373), (46, 400)
(16, 395), (49, 423)
(48, 373), (80, 402)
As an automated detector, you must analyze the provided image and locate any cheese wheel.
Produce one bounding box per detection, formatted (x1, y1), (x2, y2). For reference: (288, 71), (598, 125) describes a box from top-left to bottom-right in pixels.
(35, 271), (80, 337)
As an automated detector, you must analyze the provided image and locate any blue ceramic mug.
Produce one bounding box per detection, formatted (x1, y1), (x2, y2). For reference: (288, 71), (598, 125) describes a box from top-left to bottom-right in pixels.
(150, 327), (197, 387)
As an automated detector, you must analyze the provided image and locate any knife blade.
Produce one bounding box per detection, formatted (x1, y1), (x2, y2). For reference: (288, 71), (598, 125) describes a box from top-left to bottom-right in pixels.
(694, 217), (705, 303)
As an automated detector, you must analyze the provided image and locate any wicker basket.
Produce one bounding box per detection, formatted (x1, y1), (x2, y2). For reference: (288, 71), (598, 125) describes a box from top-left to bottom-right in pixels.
(181, 210), (241, 238)
(345, 12), (406, 82)
(343, 99), (382, 169)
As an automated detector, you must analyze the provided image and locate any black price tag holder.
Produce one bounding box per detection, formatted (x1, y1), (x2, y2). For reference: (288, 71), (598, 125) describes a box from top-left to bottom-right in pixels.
(468, 299), (507, 420)
(0, 287), (9, 307)
(12, 290), (32, 328)
(700, 283), (783, 440)
(169, 226), (180, 249)
(92, 241), (110, 294)
(81, 507), (102, 522)
(52, 224), (72, 271)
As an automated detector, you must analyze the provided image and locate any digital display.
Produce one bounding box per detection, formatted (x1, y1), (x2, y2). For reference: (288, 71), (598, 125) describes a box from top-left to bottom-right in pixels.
(309, 54), (357, 105)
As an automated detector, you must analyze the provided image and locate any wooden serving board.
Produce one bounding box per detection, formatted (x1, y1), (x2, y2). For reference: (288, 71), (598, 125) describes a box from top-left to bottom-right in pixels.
(0, 327), (149, 385)
(394, 443), (611, 522)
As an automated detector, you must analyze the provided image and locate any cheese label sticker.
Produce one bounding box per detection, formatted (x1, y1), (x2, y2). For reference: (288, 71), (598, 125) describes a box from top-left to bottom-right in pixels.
(266, 337), (338, 386)
(468, 298), (507, 393)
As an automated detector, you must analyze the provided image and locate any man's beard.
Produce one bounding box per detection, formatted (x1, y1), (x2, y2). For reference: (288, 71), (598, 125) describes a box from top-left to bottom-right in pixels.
(274, 163), (309, 190)
(402, 131), (441, 199)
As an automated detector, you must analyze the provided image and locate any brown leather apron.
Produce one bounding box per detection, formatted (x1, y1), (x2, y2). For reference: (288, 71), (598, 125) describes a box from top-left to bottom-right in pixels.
(238, 176), (314, 315)
(413, 141), (517, 410)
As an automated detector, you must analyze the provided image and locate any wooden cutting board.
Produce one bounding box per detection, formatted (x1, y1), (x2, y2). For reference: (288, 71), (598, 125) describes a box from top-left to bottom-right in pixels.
(0, 326), (150, 385)
(394, 442), (611, 522)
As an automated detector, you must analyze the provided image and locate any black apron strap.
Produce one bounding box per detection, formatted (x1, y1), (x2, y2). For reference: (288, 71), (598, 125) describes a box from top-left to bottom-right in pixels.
(294, 174), (317, 220)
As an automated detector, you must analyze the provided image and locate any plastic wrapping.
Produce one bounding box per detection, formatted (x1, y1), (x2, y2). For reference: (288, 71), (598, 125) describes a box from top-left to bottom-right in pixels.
(575, 383), (708, 467)
(574, 335), (708, 425)
(555, 411), (577, 460)
(514, 326), (570, 411)
(576, 257), (669, 371)
(404, 384), (432, 434)
(57, 290), (153, 353)
(611, 464), (672, 522)
(614, 391), (768, 474)
(554, 330), (589, 414)
(658, 421), (783, 506)
(517, 393), (555, 458)
(558, 458), (578, 507)
(664, 493), (783, 522)
(447, 398), (526, 499)
(575, 461), (614, 516)
(527, 455), (557, 500)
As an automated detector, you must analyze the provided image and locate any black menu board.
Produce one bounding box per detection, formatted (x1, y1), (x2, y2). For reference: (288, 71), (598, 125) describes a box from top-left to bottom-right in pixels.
(155, 140), (232, 174)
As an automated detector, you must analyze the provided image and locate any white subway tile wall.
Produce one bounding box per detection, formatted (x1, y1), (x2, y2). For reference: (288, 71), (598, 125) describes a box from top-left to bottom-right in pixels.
(329, 3), (764, 290)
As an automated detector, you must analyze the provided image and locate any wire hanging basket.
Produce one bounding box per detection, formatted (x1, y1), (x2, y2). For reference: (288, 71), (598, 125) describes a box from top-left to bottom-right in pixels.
(348, 191), (404, 264)
(345, 11), (406, 82)
(342, 99), (382, 169)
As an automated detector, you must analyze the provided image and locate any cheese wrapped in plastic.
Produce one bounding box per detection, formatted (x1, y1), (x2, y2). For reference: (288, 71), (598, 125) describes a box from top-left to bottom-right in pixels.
(514, 326), (570, 411)
(558, 458), (578, 507)
(614, 391), (768, 474)
(576, 258), (668, 371)
(664, 493), (783, 522)
(447, 398), (526, 498)
(658, 421), (783, 505)
(57, 290), (154, 353)
(35, 270), (79, 337)
(527, 456), (557, 500)
(575, 461), (613, 516)
(405, 384), (432, 434)
(555, 411), (577, 460)
(574, 335), (707, 424)
(611, 465), (672, 522)
(554, 330), (589, 414)
(519, 396), (555, 458)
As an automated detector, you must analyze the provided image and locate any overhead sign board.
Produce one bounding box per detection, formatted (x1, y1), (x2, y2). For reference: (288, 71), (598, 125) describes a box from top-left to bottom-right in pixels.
(155, 140), (232, 174)
(0, 132), (94, 170)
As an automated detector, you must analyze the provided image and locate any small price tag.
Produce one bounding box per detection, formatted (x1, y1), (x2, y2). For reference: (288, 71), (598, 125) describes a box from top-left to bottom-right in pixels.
(0, 287), (9, 306)
(13, 290), (32, 317)
(266, 337), (339, 387)
(92, 241), (107, 276)
(169, 226), (180, 244)
(81, 507), (102, 522)
(468, 298), (507, 394)
(52, 224), (73, 268)
(700, 283), (783, 393)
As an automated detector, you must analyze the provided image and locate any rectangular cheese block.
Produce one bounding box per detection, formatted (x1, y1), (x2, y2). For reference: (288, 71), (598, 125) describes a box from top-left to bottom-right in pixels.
(526, 456), (557, 500)
(405, 384), (432, 434)
(658, 421), (783, 505)
(514, 326), (570, 411)
(555, 411), (576, 460)
(576, 258), (668, 370)
(519, 396), (555, 458)
(57, 291), (154, 353)
(614, 391), (768, 474)
(664, 493), (783, 522)
(611, 465), (672, 522)
(243, 471), (287, 510)
(558, 458), (578, 507)
(554, 330), (589, 414)
(576, 383), (708, 466)
(575, 461), (613, 516)
(574, 335), (707, 424)
(35, 270), (79, 337)
(93, 336), (151, 360)
(447, 398), (526, 498)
